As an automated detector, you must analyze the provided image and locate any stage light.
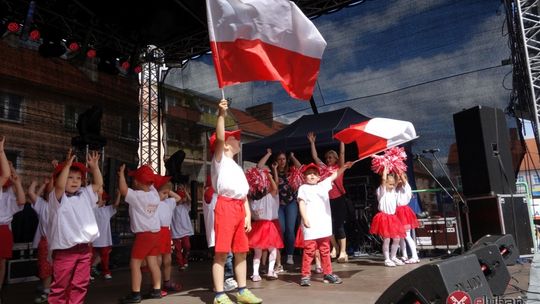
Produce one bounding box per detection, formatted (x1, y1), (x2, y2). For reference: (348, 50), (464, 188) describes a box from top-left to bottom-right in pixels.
(120, 61), (130, 70)
(7, 22), (20, 33)
(66, 39), (80, 52)
(86, 48), (96, 58)
(133, 65), (142, 74)
(29, 29), (40, 41)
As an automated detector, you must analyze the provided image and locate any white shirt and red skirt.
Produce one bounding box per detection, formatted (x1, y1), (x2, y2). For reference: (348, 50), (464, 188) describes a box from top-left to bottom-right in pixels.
(247, 193), (283, 249)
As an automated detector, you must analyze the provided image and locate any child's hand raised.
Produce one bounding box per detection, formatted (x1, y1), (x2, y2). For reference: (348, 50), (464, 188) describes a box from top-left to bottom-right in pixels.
(86, 151), (100, 168)
(266, 148), (272, 155)
(307, 132), (316, 143)
(117, 164), (126, 176)
(218, 99), (228, 116)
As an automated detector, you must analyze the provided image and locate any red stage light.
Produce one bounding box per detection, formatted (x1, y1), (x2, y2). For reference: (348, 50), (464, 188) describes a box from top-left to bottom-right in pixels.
(29, 29), (40, 41)
(68, 42), (80, 52)
(86, 49), (96, 58)
(133, 65), (142, 73)
(121, 61), (130, 70)
(7, 22), (20, 33)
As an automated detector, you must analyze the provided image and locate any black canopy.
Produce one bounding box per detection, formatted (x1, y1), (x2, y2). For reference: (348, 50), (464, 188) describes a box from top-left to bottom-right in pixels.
(242, 107), (370, 162)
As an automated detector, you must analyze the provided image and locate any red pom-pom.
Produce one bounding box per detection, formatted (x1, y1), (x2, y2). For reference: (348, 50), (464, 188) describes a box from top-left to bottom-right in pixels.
(287, 165), (305, 192)
(318, 164), (335, 181)
(370, 146), (408, 174)
(245, 167), (270, 200)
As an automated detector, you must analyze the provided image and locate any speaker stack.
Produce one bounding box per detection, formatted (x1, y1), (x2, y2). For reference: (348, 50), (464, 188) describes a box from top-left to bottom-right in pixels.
(453, 105), (534, 255)
(375, 234), (516, 303)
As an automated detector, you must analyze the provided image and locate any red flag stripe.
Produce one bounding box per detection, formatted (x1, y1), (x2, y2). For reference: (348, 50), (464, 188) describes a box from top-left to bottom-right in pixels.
(210, 39), (322, 101)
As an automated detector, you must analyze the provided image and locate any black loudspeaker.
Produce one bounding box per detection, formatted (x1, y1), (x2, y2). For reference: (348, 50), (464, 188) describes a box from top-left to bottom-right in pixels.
(464, 194), (534, 256)
(375, 254), (493, 304)
(467, 243), (510, 296)
(453, 106), (516, 197)
(471, 234), (519, 266)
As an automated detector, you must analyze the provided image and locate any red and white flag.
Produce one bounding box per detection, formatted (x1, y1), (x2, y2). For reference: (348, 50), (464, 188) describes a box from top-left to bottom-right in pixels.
(206, 0), (327, 100)
(334, 118), (418, 160)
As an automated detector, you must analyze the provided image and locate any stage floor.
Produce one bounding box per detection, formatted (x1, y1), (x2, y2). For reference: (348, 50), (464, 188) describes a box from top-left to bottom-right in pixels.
(3, 254), (531, 304)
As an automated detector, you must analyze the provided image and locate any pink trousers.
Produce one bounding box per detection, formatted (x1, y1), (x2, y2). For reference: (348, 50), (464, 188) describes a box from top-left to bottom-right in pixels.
(49, 243), (92, 304)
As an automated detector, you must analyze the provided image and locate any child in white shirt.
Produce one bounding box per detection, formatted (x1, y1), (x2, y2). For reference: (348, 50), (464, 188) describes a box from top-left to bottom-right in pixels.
(91, 190), (121, 279)
(297, 162), (351, 287)
(171, 183), (193, 271)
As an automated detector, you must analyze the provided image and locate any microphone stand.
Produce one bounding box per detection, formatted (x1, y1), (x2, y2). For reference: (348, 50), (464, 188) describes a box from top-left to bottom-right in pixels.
(414, 155), (454, 258)
(426, 150), (471, 253)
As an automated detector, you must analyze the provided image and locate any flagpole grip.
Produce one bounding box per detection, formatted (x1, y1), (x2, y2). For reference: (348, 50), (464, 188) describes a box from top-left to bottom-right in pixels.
(220, 89), (225, 100)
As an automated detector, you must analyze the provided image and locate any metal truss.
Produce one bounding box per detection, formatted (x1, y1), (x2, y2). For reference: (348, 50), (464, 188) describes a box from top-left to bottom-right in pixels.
(139, 46), (165, 174)
(505, 0), (540, 151)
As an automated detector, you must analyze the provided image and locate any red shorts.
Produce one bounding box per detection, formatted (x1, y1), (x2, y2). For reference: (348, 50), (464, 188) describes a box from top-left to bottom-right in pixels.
(158, 227), (172, 254)
(214, 196), (249, 253)
(0, 225), (13, 258)
(37, 237), (52, 279)
(131, 232), (160, 260)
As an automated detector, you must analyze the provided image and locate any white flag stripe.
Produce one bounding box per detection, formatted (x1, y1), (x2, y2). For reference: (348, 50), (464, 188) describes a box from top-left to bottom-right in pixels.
(207, 0), (326, 59)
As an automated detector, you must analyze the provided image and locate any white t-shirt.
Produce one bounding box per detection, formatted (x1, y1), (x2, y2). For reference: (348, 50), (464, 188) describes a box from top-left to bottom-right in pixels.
(48, 185), (99, 251)
(297, 179), (333, 241)
(32, 197), (49, 248)
(250, 193), (279, 221)
(202, 193), (217, 248)
(0, 187), (23, 225)
(377, 186), (398, 214)
(211, 152), (249, 199)
(125, 186), (160, 233)
(171, 203), (194, 239)
(396, 182), (412, 207)
(93, 205), (117, 247)
(157, 198), (176, 227)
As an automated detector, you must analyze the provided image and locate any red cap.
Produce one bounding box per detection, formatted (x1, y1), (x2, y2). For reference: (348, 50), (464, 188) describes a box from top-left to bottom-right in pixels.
(301, 163), (320, 175)
(53, 162), (88, 179)
(128, 165), (155, 185)
(209, 129), (242, 154)
(154, 175), (172, 190)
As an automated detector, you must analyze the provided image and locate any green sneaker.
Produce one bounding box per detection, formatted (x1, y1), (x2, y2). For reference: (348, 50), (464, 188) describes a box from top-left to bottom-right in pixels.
(214, 294), (235, 304)
(236, 288), (263, 304)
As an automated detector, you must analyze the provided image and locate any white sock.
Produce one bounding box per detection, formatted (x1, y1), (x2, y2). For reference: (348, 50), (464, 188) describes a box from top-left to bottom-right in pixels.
(383, 238), (391, 260)
(405, 230), (418, 259)
(268, 248), (276, 274)
(399, 238), (408, 259)
(390, 238), (400, 259)
(253, 249), (262, 276)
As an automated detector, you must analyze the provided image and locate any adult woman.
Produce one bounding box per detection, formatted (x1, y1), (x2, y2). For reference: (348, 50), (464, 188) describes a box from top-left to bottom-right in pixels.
(272, 150), (301, 266)
(307, 132), (349, 262)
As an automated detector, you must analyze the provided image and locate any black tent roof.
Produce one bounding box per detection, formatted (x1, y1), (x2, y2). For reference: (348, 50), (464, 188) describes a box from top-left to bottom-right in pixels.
(242, 107), (370, 162)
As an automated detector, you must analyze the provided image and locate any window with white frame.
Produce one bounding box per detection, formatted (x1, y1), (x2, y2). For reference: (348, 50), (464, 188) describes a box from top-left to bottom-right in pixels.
(0, 92), (23, 122)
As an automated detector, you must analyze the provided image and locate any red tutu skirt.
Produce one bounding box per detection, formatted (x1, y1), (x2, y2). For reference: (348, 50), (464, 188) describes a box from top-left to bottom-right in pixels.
(248, 220), (284, 249)
(396, 205), (419, 229)
(370, 212), (406, 238)
(294, 227), (304, 249)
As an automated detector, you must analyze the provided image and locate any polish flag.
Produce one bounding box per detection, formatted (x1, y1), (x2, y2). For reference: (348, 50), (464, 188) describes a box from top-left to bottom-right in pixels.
(334, 118), (418, 160)
(206, 0), (327, 100)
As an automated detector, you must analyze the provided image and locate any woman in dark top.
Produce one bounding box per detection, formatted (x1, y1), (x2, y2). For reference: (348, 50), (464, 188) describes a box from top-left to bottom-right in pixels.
(274, 150), (301, 266)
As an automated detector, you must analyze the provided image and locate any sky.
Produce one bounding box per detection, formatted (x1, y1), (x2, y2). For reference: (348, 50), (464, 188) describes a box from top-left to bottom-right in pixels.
(165, 0), (516, 163)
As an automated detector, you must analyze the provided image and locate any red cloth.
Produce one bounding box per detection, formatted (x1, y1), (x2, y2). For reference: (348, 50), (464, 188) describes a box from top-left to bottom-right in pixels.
(248, 219), (284, 249)
(214, 195), (249, 253)
(370, 212), (406, 239)
(302, 237), (332, 277)
(131, 232), (160, 259)
(294, 226), (304, 249)
(396, 205), (419, 230)
(0, 225), (13, 258)
(158, 227), (172, 254)
(37, 237), (52, 279)
(49, 243), (92, 304)
(204, 187), (214, 205)
(128, 165), (155, 185)
(92, 246), (112, 275)
(173, 236), (191, 267)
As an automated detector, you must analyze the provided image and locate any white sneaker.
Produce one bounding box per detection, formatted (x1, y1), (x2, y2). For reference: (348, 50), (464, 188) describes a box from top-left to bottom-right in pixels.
(286, 255), (294, 265)
(223, 277), (238, 292)
(104, 274), (112, 280)
(391, 257), (405, 266)
(384, 259), (396, 267)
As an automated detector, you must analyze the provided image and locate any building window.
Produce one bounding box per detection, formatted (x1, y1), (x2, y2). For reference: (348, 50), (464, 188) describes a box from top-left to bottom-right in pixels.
(534, 174), (540, 185)
(64, 105), (82, 130)
(0, 92), (23, 122)
(5, 150), (20, 168)
(121, 117), (138, 139)
(517, 175), (525, 183)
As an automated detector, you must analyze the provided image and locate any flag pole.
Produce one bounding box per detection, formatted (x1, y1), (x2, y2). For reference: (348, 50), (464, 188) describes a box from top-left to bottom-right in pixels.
(221, 89), (225, 100)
